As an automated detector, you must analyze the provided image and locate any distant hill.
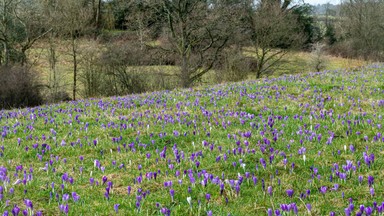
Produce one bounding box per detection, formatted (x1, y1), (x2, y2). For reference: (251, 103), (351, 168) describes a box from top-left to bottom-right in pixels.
(312, 3), (341, 16)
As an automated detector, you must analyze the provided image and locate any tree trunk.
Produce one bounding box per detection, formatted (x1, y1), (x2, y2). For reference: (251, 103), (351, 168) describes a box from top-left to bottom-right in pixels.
(3, 42), (9, 66)
(49, 36), (57, 95)
(20, 47), (28, 66)
(180, 20), (190, 88)
(138, 17), (144, 50)
(181, 53), (190, 88)
(72, 37), (77, 100)
(256, 48), (265, 79)
(1, 2), (9, 66)
(94, 0), (102, 38)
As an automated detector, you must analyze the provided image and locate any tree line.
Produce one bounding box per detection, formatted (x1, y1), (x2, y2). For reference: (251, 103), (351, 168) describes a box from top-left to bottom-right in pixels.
(0, 0), (383, 109)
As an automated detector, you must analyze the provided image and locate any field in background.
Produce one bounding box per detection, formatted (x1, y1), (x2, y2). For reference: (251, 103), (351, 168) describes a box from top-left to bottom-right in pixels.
(276, 51), (367, 75)
(28, 40), (368, 99)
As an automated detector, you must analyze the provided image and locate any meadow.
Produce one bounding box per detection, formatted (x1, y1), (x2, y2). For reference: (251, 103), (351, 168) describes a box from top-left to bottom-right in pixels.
(0, 64), (384, 215)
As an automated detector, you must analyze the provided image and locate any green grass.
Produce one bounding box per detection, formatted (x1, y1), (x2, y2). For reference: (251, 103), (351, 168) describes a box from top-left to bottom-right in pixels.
(4, 49), (380, 215)
(243, 48), (367, 77)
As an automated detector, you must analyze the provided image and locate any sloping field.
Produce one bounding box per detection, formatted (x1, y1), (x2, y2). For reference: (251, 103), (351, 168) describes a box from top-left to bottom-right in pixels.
(0, 65), (383, 215)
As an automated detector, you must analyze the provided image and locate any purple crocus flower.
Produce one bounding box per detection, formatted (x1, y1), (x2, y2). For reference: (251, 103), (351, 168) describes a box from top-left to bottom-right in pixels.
(173, 130), (179, 137)
(320, 186), (327, 195)
(62, 194), (70, 202)
(275, 209), (281, 216)
(24, 199), (33, 210)
(68, 177), (74, 185)
(160, 208), (170, 216)
(170, 189), (175, 201)
(252, 176), (257, 186)
(358, 176), (363, 184)
(114, 204), (120, 213)
(286, 189), (294, 198)
(102, 176), (108, 185)
(368, 176), (374, 186)
(11, 205), (20, 216)
(280, 204), (288, 212)
(107, 181), (113, 189)
(72, 192), (80, 202)
(345, 207), (351, 216)
(306, 203), (312, 212)
(267, 186), (273, 196)
(127, 186), (131, 195)
(332, 184), (339, 191)
(370, 187), (375, 196)
(205, 193), (211, 202)
(136, 195), (142, 203)
(235, 184), (240, 195)
(260, 158), (266, 169)
(292, 203), (298, 214)
(349, 145), (355, 152)
(63, 204), (69, 215)
(365, 207), (373, 216)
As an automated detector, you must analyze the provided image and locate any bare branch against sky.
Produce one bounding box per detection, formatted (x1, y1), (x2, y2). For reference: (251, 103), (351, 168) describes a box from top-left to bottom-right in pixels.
(304, 0), (340, 5)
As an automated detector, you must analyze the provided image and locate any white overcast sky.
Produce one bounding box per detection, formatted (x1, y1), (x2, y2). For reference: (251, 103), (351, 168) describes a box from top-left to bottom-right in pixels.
(304, 0), (341, 5)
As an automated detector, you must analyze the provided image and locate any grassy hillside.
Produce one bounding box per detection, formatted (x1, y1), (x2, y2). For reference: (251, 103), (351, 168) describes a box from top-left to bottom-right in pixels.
(0, 64), (383, 215)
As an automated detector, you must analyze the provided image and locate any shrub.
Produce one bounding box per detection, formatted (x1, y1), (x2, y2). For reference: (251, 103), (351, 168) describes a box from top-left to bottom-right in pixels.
(309, 43), (328, 71)
(46, 91), (71, 103)
(214, 50), (252, 83)
(0, 66), (43, 109)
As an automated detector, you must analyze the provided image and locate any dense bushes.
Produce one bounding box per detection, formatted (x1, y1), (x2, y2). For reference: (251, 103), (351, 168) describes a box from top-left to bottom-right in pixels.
(79, 42), (180, 98)
(213, 49), (255, 83)
(0, 66), (44, 109)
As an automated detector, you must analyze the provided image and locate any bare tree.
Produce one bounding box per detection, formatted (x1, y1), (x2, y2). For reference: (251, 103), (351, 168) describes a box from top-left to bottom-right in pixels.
(36, 0), (61, 101)
(0, 0), (50, 66)
(90, 0), (102, 38)
(245, 0), (304, 78)
(341, 0), (384, 60)
(160, 0), (229, 88)
(124, 1), (154, 50)
(53, 0), (93, 100)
